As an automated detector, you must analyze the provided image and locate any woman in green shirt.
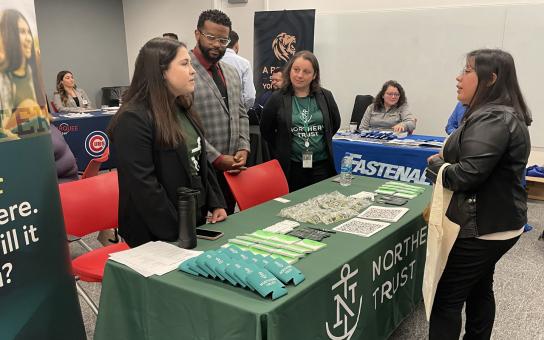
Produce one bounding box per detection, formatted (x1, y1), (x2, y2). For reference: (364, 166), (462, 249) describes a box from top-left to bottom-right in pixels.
(261, 50), (341, 191)
(108, 38), (227, 247)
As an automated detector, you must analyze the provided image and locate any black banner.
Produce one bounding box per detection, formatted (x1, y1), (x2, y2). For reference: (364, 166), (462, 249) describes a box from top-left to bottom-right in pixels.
(253, 9), (316, 98)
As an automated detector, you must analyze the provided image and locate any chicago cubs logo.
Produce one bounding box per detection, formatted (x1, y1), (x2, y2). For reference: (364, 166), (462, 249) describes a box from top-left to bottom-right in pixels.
(325, 264), (363, 340)
(85, 131), (109, 157)
(272, 33), (297, 62)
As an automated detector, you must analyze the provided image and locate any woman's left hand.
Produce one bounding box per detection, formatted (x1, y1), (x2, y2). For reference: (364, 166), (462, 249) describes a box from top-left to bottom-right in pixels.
(392, 124), (406, 133)
(427, 153), (441, 163)
(209, 208), (227, 223)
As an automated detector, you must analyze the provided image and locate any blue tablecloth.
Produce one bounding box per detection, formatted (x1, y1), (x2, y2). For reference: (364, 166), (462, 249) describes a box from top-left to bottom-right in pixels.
(51, 111), (116, 171)
(333, 134), (446, 185)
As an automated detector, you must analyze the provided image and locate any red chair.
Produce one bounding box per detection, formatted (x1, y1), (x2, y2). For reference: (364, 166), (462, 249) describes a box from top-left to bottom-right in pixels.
(50, 100), (58, 113)
(81, 146), (110, 179)
(59, 171), (129, 314)
(224, 159), (289, 211)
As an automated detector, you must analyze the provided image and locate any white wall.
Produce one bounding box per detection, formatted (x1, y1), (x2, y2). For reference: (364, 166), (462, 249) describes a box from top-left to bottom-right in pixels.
(122, 0), (544, 74)
(122, 0), (544, 149)
(35, 0), (129, 106)
(122, 0), (215, 77)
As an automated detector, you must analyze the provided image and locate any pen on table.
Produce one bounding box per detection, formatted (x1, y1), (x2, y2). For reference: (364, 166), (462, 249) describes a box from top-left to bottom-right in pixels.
(307, 226), (336, 234)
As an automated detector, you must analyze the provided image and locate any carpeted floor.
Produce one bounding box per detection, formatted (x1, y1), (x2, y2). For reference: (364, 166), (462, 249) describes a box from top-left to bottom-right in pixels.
(72, 199), (544, 340)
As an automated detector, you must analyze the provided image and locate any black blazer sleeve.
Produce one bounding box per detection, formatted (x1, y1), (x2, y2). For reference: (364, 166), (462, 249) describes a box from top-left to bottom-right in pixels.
(113, 109), (178, 241)
(442, 112), (509, 192)
(323, 88), (341, 135)
(205, 159), (227, 211)
(260, 91), (283, 151)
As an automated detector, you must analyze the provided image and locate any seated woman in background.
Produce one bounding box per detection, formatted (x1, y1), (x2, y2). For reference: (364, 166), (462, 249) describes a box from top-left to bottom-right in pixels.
(108, 37), (227, 248)
(360, 80), (416, 133)
(53, 70), (93, 112)
(261, 50), (341, 192)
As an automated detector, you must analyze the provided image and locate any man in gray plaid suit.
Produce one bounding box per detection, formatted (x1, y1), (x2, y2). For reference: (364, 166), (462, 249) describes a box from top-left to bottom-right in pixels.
(191, 9), (250, 214)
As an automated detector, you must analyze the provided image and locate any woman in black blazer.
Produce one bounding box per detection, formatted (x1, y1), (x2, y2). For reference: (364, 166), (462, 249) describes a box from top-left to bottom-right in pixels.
(260, 50), (341, 191)
(108, 38), (227, 248)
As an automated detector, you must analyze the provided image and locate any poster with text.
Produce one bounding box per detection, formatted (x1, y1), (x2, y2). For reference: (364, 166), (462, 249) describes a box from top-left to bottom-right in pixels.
(253, 9), (315, 99)
(0, 1), (86, 339)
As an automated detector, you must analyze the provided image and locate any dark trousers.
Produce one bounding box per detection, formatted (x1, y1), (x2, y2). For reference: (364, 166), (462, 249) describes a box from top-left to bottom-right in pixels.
(215, 169), (236, 215)
(429, 235), (519, 340)
(288, 160), (334, 192)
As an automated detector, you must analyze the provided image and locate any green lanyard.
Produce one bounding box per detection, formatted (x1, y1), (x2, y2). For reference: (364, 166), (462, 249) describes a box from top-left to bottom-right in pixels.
(294, 96), (312, 148)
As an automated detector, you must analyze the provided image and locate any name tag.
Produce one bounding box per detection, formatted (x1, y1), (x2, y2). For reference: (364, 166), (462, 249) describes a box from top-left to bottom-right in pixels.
(82, 98), (89, 106)
(302, 150), (313, 168)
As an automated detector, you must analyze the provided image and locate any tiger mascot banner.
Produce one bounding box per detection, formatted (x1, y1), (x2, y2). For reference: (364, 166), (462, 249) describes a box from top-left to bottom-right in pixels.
(253, 9), (315, 99)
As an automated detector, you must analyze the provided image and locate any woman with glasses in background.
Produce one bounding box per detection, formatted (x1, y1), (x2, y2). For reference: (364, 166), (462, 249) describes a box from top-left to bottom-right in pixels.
(360, 80), (416, 133)
(261, 50), (341, 192)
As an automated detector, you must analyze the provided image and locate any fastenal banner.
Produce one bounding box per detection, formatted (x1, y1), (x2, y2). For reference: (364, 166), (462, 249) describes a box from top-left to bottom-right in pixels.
(0, 1), (85, 339)
(253, 9), (315, 98)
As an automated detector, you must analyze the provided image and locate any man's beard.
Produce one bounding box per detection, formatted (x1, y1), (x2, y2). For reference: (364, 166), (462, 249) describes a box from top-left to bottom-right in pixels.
(198, 41), (226, 64)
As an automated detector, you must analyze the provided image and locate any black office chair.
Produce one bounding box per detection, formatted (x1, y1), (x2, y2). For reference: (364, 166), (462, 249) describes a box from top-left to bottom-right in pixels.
(349, 95), (374, 130)
(101, 86), (129, 107)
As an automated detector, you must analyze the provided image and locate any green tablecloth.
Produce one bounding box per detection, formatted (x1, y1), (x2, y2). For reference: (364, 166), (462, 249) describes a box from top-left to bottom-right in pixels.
(94, 176), (431, 340)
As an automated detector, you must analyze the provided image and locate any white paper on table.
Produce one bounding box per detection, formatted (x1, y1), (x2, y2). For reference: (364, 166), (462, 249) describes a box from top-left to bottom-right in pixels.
(350, 191), (376, 200)
(358, 206), (409, 222)
(61, 112), (94, 118)
(263, 219), (300, 233)
(109, 241), (202, 277)
(273, 197), (290, 203)
(333, 217), (390, 237)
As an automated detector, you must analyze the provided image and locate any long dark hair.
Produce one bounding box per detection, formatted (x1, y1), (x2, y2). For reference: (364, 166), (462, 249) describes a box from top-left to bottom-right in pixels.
(109, 37), (199, 147)
(0, 9), (31, 73)
(282, 50), (321, 95)
(373, 80), (407, 111)
(55, 70), (76, 104)
(464, 49), (531, 126)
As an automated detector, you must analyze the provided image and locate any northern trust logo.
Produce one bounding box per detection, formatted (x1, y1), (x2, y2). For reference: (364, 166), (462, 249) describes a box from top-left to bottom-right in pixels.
(326, 264), (363, 340)
(272, 32), (296, 62)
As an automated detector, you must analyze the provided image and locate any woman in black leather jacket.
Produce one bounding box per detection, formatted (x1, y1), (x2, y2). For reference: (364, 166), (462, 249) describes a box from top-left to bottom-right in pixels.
(426, 49), (532, 340)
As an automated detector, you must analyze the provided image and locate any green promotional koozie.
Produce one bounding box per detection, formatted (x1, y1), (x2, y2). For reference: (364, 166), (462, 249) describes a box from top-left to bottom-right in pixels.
(266, 259), (305, 286)
(212, 253), (238, 286)
(179, 258), (200, 276)
(218, 244), (244, 259)
(202, 252), (225, 281)
(246, 268), (288, 300)
(186, 257), (210, 277)
(230, 260), (260, 291)
(195, 251), (218, 279)
(225, 261), (248, 288)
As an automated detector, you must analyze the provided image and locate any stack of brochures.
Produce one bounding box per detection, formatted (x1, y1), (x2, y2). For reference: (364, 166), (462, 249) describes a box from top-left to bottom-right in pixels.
(374, 181), (426, 199)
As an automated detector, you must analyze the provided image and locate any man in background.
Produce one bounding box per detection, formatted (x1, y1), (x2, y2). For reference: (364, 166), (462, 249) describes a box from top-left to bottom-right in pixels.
(162, 32), (179, 40)
(190, 9), (250, 214)
(221, 30), (255, 111)
(254, 67), (284, 111)
(445, 101), (465, 135)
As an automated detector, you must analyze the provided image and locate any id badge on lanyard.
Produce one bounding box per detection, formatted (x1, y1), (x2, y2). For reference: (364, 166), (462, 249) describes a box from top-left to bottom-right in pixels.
(302, 149), (313, 168)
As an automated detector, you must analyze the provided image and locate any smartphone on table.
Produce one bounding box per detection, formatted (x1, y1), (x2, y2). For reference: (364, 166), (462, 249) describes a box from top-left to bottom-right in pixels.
(196, 228), (224, 240)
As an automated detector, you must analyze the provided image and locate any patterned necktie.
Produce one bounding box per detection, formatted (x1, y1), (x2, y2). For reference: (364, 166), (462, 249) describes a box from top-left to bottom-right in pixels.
(210, 64), (229, 109)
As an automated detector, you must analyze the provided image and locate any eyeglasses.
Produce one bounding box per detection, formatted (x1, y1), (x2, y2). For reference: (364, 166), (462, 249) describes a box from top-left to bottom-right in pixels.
(198, 30), (230, 47)
(385, 92), (400, 97)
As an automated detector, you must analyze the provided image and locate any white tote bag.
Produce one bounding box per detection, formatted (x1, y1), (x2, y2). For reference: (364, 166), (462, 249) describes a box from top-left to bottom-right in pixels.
(423, 163), (461, 321)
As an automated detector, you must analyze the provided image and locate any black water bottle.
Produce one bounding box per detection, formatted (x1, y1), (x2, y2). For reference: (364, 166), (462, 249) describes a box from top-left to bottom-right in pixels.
(176, 187), (200, 249)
